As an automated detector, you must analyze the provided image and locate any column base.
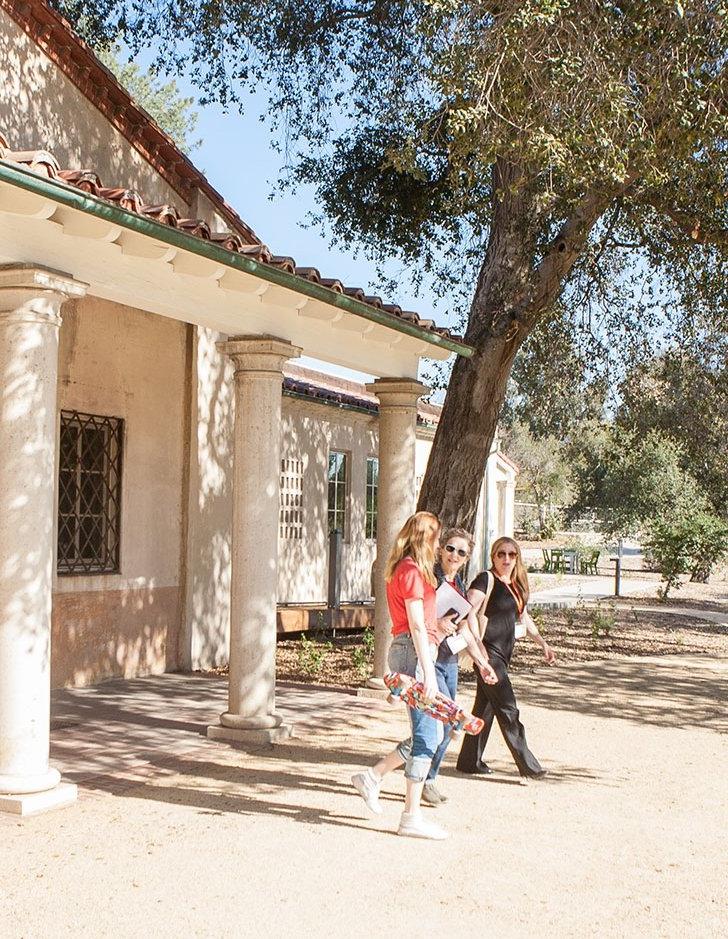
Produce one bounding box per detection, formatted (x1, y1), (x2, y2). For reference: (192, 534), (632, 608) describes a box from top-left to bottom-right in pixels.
(207, 723), (293, 747)
(0, 766), (61, 794)
(365, 676), (386, 690)
(0, 782), (77, 816)
(357, 686), (390, 701)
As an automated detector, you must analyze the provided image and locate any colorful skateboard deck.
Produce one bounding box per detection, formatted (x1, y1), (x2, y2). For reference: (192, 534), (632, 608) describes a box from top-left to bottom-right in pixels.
(383, 672), (484, 736)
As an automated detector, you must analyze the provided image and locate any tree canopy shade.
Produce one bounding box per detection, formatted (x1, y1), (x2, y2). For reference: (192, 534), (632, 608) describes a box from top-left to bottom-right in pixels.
(54, 0), (728, 527)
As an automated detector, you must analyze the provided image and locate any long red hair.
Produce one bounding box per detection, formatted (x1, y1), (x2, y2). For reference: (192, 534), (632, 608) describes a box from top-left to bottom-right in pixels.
(384, 511), (441, 587)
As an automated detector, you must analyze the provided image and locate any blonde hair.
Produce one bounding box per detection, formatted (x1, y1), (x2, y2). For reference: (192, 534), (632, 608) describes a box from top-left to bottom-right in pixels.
(384, 511), (441, 587)
(490, 537), (530, 610)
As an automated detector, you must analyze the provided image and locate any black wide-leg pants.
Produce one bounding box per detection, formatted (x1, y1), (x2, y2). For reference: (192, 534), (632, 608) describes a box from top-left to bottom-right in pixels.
(456, 653), (543, 777)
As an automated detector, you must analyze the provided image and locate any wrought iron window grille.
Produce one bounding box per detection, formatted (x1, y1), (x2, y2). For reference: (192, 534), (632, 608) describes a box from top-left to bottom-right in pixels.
(57, 410), (123, 575)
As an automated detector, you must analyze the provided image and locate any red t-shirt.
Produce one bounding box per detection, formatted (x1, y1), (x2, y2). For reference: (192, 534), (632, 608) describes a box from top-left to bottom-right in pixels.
(387, 556), (438, 644)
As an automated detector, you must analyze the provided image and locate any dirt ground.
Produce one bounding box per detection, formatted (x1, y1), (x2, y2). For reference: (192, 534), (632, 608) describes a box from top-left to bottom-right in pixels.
(2, 655), (727, 939)
(267, 571), (728, 689)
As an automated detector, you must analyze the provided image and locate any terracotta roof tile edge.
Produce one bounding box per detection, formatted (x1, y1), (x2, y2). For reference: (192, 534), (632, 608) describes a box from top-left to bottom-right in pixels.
(0, 157), (475, 356)
(0, 0), (261, 244)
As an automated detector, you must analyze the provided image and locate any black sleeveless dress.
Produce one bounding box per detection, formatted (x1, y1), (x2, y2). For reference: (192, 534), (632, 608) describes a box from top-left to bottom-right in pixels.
(456, 571), (544, 777)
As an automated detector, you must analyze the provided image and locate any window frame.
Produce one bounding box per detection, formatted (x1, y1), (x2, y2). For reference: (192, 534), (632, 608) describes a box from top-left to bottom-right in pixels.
(57, 409), (124, 576)
(327, 450), (349, 539)
(365, 456), (379, 541)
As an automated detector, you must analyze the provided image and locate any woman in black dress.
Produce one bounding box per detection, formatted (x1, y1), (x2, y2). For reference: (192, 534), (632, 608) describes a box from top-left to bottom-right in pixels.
(456, 537), (556, 779)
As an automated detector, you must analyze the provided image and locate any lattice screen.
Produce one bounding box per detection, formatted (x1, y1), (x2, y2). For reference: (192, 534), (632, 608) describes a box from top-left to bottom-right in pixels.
(279, 457), (304, 539)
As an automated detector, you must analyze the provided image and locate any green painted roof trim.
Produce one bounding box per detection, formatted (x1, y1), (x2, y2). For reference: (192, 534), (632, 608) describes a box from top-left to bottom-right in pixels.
(0, 160), (474, 358)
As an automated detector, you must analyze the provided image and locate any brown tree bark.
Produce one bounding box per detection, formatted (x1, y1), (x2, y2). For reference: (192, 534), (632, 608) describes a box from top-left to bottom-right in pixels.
(418, 170), (625, 530)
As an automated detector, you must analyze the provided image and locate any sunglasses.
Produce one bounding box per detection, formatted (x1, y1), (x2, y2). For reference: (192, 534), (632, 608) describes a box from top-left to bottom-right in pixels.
(496, 550), (518, 559)
(445, 544), (469, 558)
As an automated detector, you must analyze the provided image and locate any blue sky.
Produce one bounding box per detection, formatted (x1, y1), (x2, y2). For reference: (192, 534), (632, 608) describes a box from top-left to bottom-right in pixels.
(183, 85), (454, 338)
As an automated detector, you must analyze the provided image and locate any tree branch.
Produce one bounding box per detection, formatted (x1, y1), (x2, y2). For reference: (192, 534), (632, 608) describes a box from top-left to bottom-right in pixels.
(644, 196), (728, 247)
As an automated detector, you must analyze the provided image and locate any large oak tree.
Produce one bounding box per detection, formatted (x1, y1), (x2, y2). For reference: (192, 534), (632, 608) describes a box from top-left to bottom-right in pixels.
(57, 0), (728, 527)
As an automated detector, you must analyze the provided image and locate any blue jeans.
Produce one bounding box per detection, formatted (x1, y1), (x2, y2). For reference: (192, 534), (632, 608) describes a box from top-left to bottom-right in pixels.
(388, 633), (444, 782)
(426, 655), (459, 782)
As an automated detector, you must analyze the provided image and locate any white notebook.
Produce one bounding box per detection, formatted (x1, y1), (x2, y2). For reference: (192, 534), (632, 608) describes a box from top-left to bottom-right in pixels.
(435, 580), (472, 624)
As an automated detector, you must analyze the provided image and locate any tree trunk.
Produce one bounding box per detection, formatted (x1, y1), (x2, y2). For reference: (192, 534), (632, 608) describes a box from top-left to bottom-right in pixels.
(417, 332), (522, 528)
(418, 168), (622, 530)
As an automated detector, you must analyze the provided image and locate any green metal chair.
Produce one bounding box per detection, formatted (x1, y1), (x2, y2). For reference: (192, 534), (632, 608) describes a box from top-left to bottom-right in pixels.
(579, 548), (600, 575)
(550, 548), (566, 573)
(542, 548), (552, 572)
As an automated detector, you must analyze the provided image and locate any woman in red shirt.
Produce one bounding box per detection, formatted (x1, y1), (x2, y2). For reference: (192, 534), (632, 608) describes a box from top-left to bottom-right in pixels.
(351, 511), (450, 840)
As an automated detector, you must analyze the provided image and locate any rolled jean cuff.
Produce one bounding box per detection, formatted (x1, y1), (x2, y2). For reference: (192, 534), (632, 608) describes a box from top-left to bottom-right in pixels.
(404, 754), (432, 783)
(396, 737), (433, 780)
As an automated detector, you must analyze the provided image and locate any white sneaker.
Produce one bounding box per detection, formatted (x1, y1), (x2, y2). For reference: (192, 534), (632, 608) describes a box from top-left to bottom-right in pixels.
(397, 811), (448, 840)
(351, 770), (383, 815)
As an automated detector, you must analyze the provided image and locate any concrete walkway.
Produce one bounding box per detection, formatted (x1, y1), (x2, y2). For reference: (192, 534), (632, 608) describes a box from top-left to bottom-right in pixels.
(2, 661), (727, 938)
(529, 574), (654, 607)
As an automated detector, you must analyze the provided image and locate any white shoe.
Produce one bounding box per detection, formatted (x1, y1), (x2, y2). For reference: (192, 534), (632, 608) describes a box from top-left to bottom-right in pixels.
(397, 811), (448, 840)
(351, 770), (383, 815)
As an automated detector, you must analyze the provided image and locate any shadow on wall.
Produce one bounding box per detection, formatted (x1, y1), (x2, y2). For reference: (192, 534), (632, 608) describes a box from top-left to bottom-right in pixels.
(0, 17), (183, 208)
(184, 328), (234, 671)
(51, 581), (182, 688)
(277, 407), (328, 604)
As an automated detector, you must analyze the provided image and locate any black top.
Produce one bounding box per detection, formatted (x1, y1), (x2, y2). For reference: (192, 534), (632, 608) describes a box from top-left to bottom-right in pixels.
(469, 571), (520, 664)
(435, 563), (466, 666)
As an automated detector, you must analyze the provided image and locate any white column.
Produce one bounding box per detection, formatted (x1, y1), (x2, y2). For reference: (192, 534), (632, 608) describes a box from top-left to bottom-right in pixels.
(365, 377), (427, 685)
(207, 336), (301, 746)
(0, 264), (86, 815)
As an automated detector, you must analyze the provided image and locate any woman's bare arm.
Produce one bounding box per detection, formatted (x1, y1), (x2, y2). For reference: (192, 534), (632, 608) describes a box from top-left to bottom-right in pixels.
(522, 607), (556, 664)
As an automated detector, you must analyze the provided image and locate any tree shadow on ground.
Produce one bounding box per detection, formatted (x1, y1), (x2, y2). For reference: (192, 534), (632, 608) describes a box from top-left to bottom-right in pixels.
(466, 657), (728, 735)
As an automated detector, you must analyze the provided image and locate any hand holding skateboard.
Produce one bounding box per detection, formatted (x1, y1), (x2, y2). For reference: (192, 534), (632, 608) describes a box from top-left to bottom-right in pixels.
(383, 672), (484, 738)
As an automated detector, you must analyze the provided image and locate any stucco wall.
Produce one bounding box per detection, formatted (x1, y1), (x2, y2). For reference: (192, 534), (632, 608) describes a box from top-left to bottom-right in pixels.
(278, 397), (379, 606)
(0, 8), (182, 208)
(51, 297), (188, 686)
(180, 326), (234, 671)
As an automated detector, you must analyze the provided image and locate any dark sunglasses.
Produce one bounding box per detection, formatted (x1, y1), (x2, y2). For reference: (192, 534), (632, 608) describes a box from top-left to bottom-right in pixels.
(445, 544), (469, 558)
(496, 550), (518, 559)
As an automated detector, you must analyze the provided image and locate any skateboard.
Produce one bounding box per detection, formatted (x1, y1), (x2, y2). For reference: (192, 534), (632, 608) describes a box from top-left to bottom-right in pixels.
(383, 672), (484, 738)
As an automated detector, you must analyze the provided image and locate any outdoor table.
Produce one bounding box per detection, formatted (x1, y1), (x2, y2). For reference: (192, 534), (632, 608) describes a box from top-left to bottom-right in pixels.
(563, 548), (579, 574)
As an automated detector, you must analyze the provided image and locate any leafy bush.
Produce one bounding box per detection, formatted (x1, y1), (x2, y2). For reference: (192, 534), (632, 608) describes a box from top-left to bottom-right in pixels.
(588, 602), (614, 639)
(297, 634), (332, 677)
(571, 428), (710, 538)
(351, 627), (375, 680)
(645, 512), (728, 599)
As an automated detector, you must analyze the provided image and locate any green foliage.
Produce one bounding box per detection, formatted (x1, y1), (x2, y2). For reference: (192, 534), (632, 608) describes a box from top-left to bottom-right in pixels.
(501, 307), (608, 440)
(617, 340), (728, 517)
(296, 633), (333, 678)
(646, 512), (728, 598)
(570, 427), (709, 537)
(97, 47), (201, 154)
(350, 627), (375, 680)
(588, 602), (615, 640)
(501, 420), (572, 535)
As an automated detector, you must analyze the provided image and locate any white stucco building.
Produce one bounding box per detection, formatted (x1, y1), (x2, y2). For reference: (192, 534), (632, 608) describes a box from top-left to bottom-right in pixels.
(0, 0), (515, 814)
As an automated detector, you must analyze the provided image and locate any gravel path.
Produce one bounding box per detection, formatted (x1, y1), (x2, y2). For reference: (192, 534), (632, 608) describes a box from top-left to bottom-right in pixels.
(2, 657), (727, 938)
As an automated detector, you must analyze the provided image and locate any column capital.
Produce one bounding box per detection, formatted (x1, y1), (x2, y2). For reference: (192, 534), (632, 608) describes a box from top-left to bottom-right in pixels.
(217, 334), (302, 375)
(365, 376), (429, 407)
(0, 264), (88, 323)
